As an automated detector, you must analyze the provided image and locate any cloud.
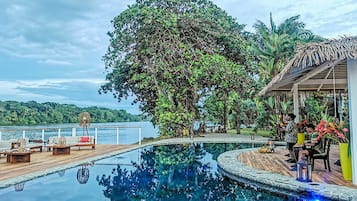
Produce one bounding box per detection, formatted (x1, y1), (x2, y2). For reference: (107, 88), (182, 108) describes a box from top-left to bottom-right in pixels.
(38, 59), (73, 66)
(0, 79), (140, 114)
(215, 0), (357, 38)
(0, 0), (134, 70)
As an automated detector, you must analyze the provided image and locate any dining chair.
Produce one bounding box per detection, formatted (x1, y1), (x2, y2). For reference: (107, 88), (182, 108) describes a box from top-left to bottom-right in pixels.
(311, 137), (332, 172)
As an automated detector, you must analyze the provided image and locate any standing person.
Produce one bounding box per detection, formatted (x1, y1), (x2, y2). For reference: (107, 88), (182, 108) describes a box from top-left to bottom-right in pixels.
(278, 112), (286, 140)
(282, 113), (297, 163)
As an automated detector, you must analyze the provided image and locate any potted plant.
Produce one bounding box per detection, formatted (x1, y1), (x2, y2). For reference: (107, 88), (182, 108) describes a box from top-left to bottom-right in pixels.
(315, 119), (351, 180)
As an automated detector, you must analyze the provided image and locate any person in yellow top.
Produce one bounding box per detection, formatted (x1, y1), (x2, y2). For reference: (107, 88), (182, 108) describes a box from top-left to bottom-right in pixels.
(290, 124), (320, 171)
(304, 123), (318, 143)
(298, 124), (323, 160)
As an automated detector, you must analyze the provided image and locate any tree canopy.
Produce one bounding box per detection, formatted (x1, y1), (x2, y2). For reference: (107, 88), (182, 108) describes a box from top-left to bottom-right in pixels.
(252, 13), (324, 85)
(100, 0), (252, 136)
(0, 100), (141, 126)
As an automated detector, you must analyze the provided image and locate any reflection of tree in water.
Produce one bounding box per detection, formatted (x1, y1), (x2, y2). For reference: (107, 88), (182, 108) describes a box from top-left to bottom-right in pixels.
(204, 143), (261, 161)
(203, 143), (241, 160)
(97, 144), (284, 201)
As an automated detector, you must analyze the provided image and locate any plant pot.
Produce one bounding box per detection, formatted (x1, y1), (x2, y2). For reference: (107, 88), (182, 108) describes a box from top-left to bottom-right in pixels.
(339, 143), (352, 181)
(297, 132), (305, 144)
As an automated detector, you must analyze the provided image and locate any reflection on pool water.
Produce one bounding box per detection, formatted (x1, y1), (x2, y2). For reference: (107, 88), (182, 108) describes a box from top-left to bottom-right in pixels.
(0, 143), (309, 201)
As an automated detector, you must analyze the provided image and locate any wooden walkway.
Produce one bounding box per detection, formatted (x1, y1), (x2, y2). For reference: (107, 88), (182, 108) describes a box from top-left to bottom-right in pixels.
(0, 144), (134, 181)
(238, 145), (357, 188)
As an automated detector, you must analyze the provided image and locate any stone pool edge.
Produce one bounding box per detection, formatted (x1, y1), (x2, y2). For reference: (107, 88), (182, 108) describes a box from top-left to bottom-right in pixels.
(217, 148), (357, 201)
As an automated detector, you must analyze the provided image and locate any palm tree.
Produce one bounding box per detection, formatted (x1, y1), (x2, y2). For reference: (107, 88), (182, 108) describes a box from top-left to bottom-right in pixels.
(251, 13), (324, 136)
(79, 112), (91, 136)
(252, 13), (324, 85)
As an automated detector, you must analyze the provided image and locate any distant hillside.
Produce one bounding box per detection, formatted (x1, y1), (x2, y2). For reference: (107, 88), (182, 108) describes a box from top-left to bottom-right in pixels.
(0, 100), (142, 126)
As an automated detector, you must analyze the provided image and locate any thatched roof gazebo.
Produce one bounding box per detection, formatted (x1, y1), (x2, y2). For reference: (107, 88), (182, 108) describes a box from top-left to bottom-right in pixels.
(258, 36), (357, 184)
(259, 36), (357, 96)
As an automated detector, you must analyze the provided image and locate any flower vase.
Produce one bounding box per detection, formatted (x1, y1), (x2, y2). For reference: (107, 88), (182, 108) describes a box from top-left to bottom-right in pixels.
(339, 143), (352, 181)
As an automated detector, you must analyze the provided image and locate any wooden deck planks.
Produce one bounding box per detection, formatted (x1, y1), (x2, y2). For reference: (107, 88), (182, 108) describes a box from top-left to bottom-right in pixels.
(237, 145), (357, 188)
(0, 144), (134, 181)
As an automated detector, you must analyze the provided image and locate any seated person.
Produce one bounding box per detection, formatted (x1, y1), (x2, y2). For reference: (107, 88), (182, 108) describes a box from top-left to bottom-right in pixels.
(291, 124), (321, 170)
(297, 137), (323, 163)
(305, 123), (318, 143)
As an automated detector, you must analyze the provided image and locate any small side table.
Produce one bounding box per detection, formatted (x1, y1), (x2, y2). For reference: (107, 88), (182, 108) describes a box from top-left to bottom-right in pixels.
(52, 146), (71, 155)
(6, 152), (31, 163)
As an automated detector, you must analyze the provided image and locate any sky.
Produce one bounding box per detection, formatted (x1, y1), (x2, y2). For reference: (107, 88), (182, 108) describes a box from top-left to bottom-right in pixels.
(0, 0), (356, 114)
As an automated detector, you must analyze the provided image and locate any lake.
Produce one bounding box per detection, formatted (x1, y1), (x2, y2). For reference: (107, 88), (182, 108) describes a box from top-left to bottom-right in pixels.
(0, 121), (159, 145)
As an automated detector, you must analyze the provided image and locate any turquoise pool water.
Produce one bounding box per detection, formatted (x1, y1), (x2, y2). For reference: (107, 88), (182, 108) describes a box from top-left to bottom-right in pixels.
(0, 143), (316, 200)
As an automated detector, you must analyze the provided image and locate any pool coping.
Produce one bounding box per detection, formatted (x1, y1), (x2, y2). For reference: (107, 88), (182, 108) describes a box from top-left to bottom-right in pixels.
(217, 148), (357, 201)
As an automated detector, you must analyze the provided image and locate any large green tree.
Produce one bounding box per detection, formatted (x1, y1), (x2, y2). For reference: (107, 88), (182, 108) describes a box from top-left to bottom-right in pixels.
(100, 0), (250, 136)
(251, 13), (324, 136)
(252, 13), (324, 84)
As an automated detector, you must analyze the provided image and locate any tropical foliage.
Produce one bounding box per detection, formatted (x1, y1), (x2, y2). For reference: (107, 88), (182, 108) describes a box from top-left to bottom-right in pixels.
(302, 95), (329, 125)
(100, 0), (252, 136)
(250, 13), (324, 136)
(89, 0), (331, 137)
(0, 100), (141, 126)
(252, 13), (323, 84)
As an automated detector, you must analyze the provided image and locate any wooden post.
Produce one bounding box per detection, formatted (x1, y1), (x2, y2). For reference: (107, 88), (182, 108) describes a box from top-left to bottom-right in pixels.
(347, 59), (357, 184)
(293, 84), (299, 123)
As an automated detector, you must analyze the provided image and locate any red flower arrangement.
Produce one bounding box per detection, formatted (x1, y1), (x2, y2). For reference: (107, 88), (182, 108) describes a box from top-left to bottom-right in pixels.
(315, 120), (349, 143)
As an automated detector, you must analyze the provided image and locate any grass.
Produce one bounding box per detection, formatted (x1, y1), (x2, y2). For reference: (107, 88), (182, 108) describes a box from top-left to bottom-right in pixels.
(140, 128), (272, 144)
(227, 128), (271, 137)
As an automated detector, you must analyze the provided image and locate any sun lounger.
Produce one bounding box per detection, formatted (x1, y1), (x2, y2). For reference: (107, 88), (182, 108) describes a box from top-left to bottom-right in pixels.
(48, 136), (95, 150)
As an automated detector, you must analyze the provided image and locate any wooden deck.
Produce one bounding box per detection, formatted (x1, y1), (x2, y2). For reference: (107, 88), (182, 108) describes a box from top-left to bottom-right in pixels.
(0, 144), (134, 181)
(238, 145), (357, 188)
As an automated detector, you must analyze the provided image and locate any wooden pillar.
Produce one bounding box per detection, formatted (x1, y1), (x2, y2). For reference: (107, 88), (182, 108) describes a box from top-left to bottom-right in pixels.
(293, 84), (299, 123)
(347, 59), (357, 184)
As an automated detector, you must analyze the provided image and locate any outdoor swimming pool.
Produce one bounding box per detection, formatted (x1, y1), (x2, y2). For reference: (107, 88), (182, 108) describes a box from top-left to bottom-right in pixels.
(0, 143), (317, 201)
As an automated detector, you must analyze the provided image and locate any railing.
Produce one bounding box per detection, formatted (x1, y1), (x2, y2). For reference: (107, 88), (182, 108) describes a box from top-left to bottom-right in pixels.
(0, 126), (144, 145)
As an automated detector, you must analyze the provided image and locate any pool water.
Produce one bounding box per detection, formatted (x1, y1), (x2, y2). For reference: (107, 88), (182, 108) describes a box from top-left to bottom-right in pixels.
(0, 143), (294, 201)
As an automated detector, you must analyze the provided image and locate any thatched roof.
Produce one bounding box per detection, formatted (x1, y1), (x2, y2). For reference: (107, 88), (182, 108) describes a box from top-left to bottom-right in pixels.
(258, 36), (357, 96)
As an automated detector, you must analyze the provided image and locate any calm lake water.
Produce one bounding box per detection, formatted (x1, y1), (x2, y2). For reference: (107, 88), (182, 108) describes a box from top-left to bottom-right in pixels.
(0, 121), (159, 144)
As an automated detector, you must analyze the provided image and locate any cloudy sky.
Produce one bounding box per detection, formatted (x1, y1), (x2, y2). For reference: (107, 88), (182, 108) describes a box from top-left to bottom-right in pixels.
(0, 0), (356, 114)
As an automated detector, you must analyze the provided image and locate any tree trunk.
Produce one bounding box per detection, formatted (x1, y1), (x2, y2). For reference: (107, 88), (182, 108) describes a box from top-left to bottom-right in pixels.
(223, 93), (228, 133)
(235, 108), (241, 134)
